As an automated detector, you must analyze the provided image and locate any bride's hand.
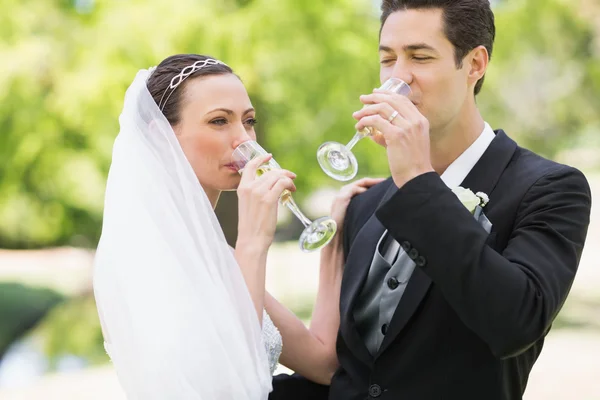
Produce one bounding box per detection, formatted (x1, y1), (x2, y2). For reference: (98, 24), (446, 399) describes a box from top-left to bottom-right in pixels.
(236, 154), (297, 251)
(331, 177), (386, 233)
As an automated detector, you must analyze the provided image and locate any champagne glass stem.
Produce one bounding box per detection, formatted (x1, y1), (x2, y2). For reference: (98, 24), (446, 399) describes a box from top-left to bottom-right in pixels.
(284, 197), (312, 228)
(345, 130), (366, 152)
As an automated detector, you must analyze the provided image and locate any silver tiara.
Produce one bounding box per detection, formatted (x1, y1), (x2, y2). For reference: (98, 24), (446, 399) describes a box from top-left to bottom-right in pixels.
(158, 58), (228, 111)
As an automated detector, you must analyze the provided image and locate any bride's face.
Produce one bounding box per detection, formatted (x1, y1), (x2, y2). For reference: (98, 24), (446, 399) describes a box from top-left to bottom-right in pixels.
(173, 74), (257, 191)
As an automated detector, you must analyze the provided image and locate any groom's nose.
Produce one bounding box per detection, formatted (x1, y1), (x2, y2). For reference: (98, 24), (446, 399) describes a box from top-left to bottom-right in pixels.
(390, 63), (414, 86)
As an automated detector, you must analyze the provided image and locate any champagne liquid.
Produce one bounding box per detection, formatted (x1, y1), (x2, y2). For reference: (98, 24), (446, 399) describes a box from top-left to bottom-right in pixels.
(359, 126), (379, 137)
(241, 162), (293, 205)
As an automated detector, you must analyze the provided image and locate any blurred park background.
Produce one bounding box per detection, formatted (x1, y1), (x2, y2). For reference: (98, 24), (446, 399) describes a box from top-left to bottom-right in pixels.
(0, 0), (599, 398)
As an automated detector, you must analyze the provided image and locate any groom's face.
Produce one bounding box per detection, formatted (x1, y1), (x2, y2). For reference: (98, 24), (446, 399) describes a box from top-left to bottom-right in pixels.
(379, 8), (473, 135)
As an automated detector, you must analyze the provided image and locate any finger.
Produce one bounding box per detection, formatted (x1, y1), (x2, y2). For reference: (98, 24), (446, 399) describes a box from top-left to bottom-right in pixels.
(355, 177), (386, 188)
(349, 186), (368, 196)
(255, 170), (297, 193)
(340, 179), (378, 200)
(373, 88), (407, 96)
(264, 177), (296, 203)
(354, 177), (385, 184)
(282, 169), (297, 180)
(352, 103), (397, 121)
(341, 178), (379, 195)
(359, 93), (417, 120)
(337, 186), (368, 205)
(255, 168), (297, 181)
(240, 154), (272, 185)
(369, 133), (387, 147)
(355, 114), (409, 135)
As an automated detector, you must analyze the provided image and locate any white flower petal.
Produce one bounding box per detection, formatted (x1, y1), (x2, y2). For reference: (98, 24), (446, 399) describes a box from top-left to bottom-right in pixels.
(452, 186), (479, 213)
(476, 191), (490, 207)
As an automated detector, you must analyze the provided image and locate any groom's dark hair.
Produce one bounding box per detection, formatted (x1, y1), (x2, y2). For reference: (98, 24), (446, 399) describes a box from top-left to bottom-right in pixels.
(381, 0), (495, 95)
(147, 54), (234, 126)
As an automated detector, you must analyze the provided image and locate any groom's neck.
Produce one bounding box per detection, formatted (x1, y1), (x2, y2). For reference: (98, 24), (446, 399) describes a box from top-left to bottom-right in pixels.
(430, 108), (485, 176)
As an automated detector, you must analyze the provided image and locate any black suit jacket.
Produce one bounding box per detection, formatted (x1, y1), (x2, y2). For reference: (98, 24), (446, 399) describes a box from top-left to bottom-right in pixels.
(271, 131), (591, 400)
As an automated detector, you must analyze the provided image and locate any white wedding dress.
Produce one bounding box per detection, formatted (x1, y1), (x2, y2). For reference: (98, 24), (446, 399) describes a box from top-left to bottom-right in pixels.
(104, 310), (281, 375)
(262, 310), (283, 375)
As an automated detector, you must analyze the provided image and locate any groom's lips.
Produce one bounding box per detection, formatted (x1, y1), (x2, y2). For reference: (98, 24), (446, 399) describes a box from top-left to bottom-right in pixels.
(224, 163), (238, 171)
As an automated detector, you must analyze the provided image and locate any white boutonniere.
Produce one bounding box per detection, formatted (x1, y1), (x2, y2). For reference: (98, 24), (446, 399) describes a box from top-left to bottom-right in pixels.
(451, 187), (489, 214)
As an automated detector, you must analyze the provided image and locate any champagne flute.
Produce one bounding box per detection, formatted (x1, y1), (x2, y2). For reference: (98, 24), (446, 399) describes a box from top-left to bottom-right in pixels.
(232, 141), (337, 253)
(316, 78), (412, 181)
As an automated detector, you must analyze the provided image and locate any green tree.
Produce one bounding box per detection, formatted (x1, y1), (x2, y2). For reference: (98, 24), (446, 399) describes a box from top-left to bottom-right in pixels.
(0, 0), (597, 249)
(0, 283), (65, 361)
(480, 0), (600, 158)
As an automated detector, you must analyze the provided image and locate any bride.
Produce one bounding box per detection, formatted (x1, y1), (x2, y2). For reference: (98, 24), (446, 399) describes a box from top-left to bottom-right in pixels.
(93, 53), (382, 399)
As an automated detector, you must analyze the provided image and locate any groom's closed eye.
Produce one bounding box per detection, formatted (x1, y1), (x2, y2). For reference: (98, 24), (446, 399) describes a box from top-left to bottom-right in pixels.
(244, 118), (258, 127)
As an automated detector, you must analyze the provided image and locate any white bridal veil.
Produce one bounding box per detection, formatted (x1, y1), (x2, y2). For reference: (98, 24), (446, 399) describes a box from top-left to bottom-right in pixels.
(93, 68), (272, 399)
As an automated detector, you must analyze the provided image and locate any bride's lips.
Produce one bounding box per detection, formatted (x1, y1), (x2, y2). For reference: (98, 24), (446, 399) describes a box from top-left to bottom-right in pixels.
(224, 163), (238, 172)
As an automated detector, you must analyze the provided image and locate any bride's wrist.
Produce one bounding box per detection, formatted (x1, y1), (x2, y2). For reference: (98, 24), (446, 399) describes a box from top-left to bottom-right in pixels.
(324, 232), (343, 251)
(320, 233), (343, 260)
(235, 236), (271, 255)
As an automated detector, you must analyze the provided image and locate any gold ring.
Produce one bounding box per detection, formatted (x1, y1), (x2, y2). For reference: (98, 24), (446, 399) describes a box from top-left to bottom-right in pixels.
(388, 110), (399, 122)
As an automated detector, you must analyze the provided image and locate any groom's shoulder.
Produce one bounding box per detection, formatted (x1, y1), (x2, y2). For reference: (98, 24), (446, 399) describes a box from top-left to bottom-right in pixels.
(346, 177), (394, 224)
(498, 133), (590, 201)
(343, 178), (393, 251)
(507, 139), (589, 189)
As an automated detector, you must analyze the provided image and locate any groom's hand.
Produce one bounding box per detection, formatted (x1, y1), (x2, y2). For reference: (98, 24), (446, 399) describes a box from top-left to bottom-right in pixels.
(353, 90), (434, 188)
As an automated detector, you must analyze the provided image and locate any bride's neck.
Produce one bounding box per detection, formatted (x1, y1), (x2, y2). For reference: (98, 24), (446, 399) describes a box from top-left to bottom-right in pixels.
(203, 185), (221, 210)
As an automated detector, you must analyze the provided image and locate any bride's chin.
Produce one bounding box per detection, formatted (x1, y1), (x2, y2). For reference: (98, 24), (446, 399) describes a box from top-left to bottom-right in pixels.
(222, 175), (242, 191)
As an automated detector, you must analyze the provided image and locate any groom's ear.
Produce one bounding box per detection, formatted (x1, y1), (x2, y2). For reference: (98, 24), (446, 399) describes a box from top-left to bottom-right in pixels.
(466, 45), (489, 94)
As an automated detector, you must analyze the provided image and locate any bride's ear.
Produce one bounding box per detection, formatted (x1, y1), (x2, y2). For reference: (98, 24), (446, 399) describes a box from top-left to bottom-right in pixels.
(148, 119), (161, 131)
(148, 118), (172, 136)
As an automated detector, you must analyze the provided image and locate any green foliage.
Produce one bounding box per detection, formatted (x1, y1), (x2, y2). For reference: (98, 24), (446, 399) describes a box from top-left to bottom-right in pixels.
(0, 0), (598, 248)
(0, 283), (65, 358)
(33, 294), (106, 369)
(0, 285), (106, 369)
(480, 0), (600, 157)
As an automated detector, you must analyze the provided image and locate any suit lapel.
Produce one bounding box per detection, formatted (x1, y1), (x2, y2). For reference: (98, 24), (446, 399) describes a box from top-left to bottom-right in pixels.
(375, 130), (518, 357)
(458, 130), (517, 207)
(340, 182), (397, 366)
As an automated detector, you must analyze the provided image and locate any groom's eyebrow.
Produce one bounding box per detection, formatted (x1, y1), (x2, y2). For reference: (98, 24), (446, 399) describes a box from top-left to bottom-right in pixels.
(379, 45), (395, 53)
(403, 42), (438, 53)
(379, 43), (438, 53)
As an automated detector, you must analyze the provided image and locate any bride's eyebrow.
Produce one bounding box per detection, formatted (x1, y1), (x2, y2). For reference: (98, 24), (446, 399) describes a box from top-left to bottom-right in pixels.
(206, 108), (234, 115)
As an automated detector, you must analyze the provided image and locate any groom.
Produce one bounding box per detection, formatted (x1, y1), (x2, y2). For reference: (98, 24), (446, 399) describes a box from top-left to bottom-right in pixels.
(271, 0), (592, 399)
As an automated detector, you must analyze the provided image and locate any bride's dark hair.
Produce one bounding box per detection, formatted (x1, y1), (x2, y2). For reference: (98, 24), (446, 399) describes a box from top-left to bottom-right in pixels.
(146, 54), (233, 126)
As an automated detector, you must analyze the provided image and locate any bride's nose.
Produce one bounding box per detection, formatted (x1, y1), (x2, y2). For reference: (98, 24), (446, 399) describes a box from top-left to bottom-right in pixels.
(231, 126), (255, 149)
